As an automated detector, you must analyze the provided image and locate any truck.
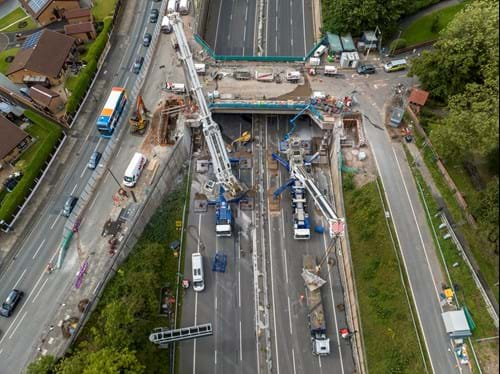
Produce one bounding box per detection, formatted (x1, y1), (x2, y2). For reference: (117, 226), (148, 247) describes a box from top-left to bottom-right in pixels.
(178, 0), (190, 15)
(324, 65), (338, 76)
(233, 69), (251, 80)
(286, 71), (301, 83)
(255, 69), (274, 82)
(302, 255), (330, 356)
(161, 16), (172, 33)
(167, 0), (178, 14)
(194, 63), (206, 75)
(165, 82), (186, 94)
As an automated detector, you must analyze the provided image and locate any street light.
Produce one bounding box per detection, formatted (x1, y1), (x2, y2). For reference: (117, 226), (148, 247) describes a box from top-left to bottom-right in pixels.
(106, 166), (137, 202)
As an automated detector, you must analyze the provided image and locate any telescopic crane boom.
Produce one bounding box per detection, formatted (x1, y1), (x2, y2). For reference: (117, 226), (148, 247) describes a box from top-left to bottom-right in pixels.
(169, 13), (247, 199)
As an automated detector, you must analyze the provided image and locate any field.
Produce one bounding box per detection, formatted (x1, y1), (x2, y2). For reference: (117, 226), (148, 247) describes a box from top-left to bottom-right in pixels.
(0, 47), (19, 74)
(343, 174), (428, 373)
(91, 0), (119, 21)
(0, 111), (62, 223)
(401, 1), (470, 45)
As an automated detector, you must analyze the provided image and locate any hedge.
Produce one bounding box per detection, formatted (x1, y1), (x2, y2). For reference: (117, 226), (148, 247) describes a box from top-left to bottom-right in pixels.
(0, 111), (62, 223)
(65, 18), (113, 115)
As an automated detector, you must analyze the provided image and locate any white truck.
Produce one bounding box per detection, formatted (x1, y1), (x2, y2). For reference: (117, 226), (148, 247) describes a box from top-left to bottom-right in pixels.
(161, 16), (172, 34)
(255, 69), (274, 82)
(165, 82), (186, 94)
(286, 71), (301, 83)
(324, 65), (338, 76)
(194, 63), (206, 75)
(178, 0), (190, 14)
(167, 0), (178, 13)
(302, 255), (330, 356)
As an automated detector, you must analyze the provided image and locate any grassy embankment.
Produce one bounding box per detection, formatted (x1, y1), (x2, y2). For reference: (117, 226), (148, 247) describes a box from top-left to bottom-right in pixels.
(343, 174), (428, 373)
(401, 1), (471, 45)
(404, 146), (499, 372)
(71, 177), (189, 372)
(0, 111), (62, 222)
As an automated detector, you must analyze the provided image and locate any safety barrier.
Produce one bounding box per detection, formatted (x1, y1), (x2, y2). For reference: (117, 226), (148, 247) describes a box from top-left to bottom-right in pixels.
(194, 34), (326, 62)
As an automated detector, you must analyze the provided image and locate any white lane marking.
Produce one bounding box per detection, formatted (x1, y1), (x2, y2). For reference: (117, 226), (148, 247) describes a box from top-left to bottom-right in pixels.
(322, 235), (345, 373)
(283, 243), (289, 283)
(8, 311), (27, 339)
(369, 142), (436, 374)
(0, 349), (3, 355)
(13, 268), (27, 289)
(70, 183), (78, 195)
(292, 348), (297, 374)
(32, 239), (46, 259)
(79, 166), (87, 178)
(193, 290), (198, 374)
(214, 350), (217, 364)
(214, 0), (224, 51)
(89, 191), (100, 211)
(123, 75), (130, 89)
(50, 214), (61, 230)
(31, 278), (49, 303)
(281, 210), (285, 239)
(301, 0), (307, 54)
(287, 296), (293, 334)
(318, 356), (322, 368)
(93, 137), (103, 152)
(239, 321), (243, 361)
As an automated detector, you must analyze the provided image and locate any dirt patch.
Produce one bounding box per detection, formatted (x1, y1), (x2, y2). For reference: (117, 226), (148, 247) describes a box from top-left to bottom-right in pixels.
(342, 146), (378, 188)
(477, 341), (499, 374)
(276, 75), (312, 100)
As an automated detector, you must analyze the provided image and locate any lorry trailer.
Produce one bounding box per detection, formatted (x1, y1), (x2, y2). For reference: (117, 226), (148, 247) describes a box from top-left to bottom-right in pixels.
(234, 70), (251, 80)
(302, 255), (330, 356)
(255, 69), (274, 82)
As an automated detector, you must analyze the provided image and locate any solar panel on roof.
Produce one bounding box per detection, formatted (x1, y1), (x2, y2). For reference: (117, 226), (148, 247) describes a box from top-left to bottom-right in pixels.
(22, 30), (43, 50)
(28, 0), (50, 13)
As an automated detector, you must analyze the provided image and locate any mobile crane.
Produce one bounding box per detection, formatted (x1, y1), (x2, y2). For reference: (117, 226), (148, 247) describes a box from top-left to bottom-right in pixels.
(207, 185), (233, 237)
(169, 13), (247, 200)
(129, 95), (148, 135)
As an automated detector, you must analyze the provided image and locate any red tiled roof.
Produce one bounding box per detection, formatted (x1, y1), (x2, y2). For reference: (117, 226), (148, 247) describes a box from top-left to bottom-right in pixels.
(64, 22), (95, 35)
(0, 116), (29, 160)
(408, 88), (430, 106)
(29, 85), (60, 106)
(63, 7), (91, 19)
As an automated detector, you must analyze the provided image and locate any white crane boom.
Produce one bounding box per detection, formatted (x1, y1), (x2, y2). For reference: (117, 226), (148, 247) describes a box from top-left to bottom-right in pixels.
(169, 13), (246, 199)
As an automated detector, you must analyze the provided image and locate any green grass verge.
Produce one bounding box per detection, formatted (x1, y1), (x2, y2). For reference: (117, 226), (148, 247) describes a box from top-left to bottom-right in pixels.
(343, 175), (428, 374)
(69, 176), (189, 372)
(413, 130), (499, 303)
(0, 7), (37, 32)
(0, 47), (19, 74)
(65, 19), (112, 115)
(401, 1), (470, 45)
(0, 111), (62, 222)
(404, 147), (498, 371)
(92, 0), (118, 21)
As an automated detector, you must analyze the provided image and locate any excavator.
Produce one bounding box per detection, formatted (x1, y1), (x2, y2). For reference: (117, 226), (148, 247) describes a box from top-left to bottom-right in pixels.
(129, 95), (148, 135)
(226, 131), (252, 152)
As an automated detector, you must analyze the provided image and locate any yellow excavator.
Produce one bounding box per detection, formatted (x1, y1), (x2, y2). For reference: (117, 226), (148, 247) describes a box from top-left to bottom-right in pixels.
(129, 95), (148, 135)
(226, 131), (252, 152)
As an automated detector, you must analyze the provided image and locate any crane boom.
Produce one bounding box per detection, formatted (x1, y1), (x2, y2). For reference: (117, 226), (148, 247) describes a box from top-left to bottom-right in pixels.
(169, 13), (246, 199)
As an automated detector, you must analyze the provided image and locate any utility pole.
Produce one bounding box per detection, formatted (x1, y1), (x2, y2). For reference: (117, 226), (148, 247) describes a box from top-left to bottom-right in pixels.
(365, 25), (381, 58)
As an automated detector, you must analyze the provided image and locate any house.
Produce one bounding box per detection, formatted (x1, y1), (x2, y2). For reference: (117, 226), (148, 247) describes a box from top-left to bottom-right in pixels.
(29, 85), (65, 113)
(408, 88), (430, 114)
(6, 29), (75, 86)
(64, 22), (97, 42)
(20, 0), (80, 26)
(0, 116), (30, 164)
(63, 7), (93, 24)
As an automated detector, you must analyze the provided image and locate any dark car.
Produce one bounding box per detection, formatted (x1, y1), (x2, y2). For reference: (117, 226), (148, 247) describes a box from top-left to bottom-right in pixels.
(143, 33), (152, 47)
(62, 196), (78, 217)
(87, 151), (102, 170)
(0, 289), (23, 317)
(3, 171), (23, 192)
(132, 56), (144, 74)
(356, 64), (376, 75)
(150, 8), (159, 23)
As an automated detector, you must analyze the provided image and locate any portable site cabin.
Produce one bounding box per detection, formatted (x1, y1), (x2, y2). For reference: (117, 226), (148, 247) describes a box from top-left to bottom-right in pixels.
(326, 32), (343, 62)
(339, 51), (359, 68)
(360, 31), (378, 49)
(340, 34), (356, 52)
(442, 310), (472, 339)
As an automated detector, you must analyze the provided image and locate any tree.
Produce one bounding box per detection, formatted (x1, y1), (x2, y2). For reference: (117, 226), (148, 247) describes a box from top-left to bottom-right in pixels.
(26, 355), (57, 374)
(409, 0), (499, 100)
(84, 348), (144, 374)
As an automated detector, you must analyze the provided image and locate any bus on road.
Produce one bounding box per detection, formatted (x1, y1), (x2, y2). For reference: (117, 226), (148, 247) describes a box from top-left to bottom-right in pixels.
(96, 87), (127, 138)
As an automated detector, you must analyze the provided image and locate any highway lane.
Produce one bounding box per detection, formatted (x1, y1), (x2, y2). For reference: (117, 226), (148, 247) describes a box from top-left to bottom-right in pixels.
(262, 116), (355, 374)
(265, 0), (314, 56)
(0, 1), (161, 371)
(205, 0), (257, 55)
(179, 113), (257, 374)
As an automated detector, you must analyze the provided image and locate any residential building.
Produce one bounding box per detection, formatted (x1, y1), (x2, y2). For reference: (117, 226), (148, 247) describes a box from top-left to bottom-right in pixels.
(0, 116), (30, 165)
(29, 85), (65, 113)
(63, 7), (93, 24)
(20, 0), (80, 26)
(64, 22), (97, 42)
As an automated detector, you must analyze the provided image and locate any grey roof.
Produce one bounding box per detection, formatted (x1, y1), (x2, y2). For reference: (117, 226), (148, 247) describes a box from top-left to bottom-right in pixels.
(362, 31), (378, 42)
(0, 103), (25, 117)
(390, 107), (404, 126)
(0, 73), (27, 96)
(326, 33), (343, 53)
(442, 310), (472, 337)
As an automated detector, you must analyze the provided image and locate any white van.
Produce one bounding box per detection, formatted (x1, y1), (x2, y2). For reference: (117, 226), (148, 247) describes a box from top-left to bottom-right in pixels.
(192, 253), (205, 292)
(314, 45), (328, 58)
(166, 82), (186, 94)
(179, 0), (190, 15)
(324, 65), (338, 76)
(123, 152), (147, 187)
(167, 0), (178, 14)
(194, 63), (206, 75)
(309, 57), (320, 66)
(161, 16), (172, 34)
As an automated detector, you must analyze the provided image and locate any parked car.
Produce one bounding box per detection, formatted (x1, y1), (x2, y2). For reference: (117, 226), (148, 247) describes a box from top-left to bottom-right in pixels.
(132, 56), (144, 74)
(0, 289), (23, 317)
(62, 196), (78, 217)
(150, 8), (159, 23)
(3, 171), (23, 192)
(356, 64), (376, 75)
(87, 151), (102, 170)
(143, 33), (152, 47)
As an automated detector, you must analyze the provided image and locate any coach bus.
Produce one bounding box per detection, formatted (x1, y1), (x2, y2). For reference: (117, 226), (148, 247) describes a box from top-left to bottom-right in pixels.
(96, 87), (127, 138)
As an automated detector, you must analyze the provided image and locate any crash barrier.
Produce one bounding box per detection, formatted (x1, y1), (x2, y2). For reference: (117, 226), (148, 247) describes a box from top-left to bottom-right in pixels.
(194, 34), (326, 62)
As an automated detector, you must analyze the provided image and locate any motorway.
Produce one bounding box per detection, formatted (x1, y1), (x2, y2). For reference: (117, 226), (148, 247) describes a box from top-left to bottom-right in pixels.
(204, 0), (257, 55)
(0, 1), (166, 372)
(265, 0), (314, 56)
(179, 113), (354, 374)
